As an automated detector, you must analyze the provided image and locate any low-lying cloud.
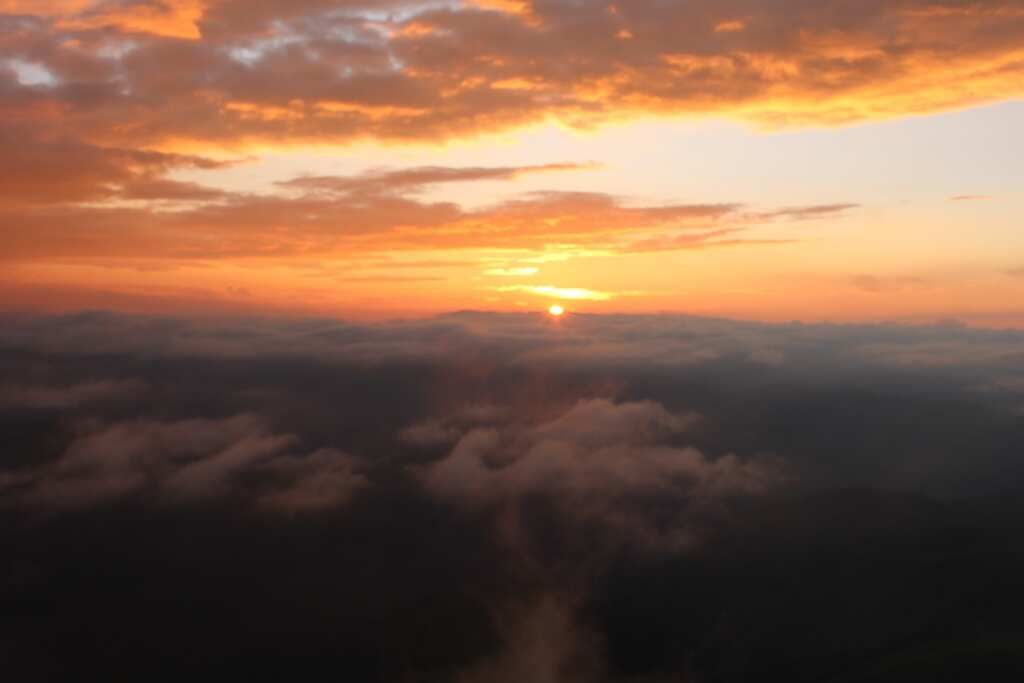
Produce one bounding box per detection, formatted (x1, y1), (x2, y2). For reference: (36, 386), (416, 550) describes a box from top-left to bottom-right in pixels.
(2, 412), (366, 511)
(1, 310), (1023, 680)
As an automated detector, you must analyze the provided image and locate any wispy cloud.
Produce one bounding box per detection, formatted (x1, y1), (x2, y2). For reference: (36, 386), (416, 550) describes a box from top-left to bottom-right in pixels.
(0, 153), (848, 264)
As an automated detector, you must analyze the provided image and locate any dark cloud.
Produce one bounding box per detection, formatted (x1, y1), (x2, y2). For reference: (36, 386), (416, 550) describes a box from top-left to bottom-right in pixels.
(420, 398), (784, 556)
(1, 412), (367, 511)
(0, 378), (144, 409)
(2, 310), (1024, 680)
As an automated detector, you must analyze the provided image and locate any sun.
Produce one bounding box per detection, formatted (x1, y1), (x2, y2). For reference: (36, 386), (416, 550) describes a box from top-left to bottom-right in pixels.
(548, 304), (565, 317)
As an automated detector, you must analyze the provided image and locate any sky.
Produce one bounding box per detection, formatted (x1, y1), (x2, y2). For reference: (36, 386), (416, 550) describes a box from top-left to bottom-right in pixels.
(2, 0), (1023, 324)
(4, 4), (1024, 679)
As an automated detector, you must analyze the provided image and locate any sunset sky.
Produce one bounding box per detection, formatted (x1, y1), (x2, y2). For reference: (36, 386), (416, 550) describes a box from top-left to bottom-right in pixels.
(2, 0), (1023, 324)
(6, 4), (1024, 679)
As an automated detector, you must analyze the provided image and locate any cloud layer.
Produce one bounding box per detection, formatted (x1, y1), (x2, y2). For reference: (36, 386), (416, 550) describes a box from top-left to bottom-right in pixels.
(3, 0), (1024, 148)
(2, 311), (1024, 679)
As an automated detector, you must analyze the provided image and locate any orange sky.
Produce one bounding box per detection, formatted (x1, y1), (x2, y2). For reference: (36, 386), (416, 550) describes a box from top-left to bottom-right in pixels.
(2, 0), (1023, 325)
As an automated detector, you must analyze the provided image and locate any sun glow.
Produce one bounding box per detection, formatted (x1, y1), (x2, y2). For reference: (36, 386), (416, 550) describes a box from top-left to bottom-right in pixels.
(548, 304), (566, 317)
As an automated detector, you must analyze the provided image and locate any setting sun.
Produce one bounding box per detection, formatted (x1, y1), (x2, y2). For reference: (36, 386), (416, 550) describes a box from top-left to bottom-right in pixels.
(548, 304), (566, 317)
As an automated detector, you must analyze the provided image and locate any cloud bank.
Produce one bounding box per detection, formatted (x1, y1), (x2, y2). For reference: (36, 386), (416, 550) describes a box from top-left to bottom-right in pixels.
(3, 0), (1024, 148)
(2, 311), (1023, 680)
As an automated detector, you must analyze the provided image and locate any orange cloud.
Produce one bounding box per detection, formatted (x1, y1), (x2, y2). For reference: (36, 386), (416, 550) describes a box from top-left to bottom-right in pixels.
(0, 1), (94, 15)
(0, 148), (853, 266)
(1, 0), (1022, 148)
(62, 2), (205, 40)
(2, 0), (205, 39)
(0, 126), (231, 205)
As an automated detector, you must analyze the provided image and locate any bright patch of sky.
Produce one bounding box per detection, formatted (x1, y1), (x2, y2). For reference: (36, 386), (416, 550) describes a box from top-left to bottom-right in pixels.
(173, 100), (1024, 212)
(6, 58), (59, 87)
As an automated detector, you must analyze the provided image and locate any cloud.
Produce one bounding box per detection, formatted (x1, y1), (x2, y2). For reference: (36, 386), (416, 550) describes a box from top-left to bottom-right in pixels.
(2, 0), (1023, 151)
(458, 596), (604, 683)
(400, 404), (507, 449)
(624, 227), (797, 252)
(118, 177), (230, 201)
(277, 163), (594, 197)
(0, 127), (231, 205)
(422, 398), (782, 550)
(2, 0), (207, 39)
(750, 203), (861, 221)
(0, 378), (144, 409)
(0, 157), (847, 265)
(400, 418), (464, 447)
(4, 413), (366, 510)
(5, 309), (1024, 375)
(255, 447), (368, 512)
(3, 310), (1024, 680)
(160, 427), (301, 501)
